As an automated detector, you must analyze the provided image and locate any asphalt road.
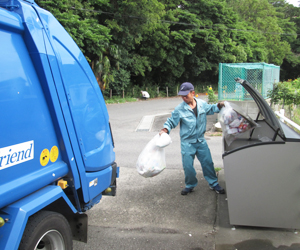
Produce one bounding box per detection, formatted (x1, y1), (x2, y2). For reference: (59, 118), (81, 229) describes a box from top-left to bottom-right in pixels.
(73, 97), (300, 250)
(73, 96), (222, 250)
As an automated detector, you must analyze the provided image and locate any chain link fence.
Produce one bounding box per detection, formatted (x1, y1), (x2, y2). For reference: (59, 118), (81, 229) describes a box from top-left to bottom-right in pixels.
(104, 83), (218, 100)
(103, 85), (180, 100)
(218, 63), (280, 101)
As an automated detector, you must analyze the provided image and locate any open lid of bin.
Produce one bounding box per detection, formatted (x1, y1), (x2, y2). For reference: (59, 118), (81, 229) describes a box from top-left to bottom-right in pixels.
(238, 79), (286, 140)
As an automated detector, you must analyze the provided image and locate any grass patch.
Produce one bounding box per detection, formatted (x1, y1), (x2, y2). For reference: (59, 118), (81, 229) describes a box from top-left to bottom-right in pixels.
(291, 106), (300, 134)
(215, 167), (222, 173)
(205, 131), (222, 136)
(105, 97), (138, 104)
(294, 107), (300, 124)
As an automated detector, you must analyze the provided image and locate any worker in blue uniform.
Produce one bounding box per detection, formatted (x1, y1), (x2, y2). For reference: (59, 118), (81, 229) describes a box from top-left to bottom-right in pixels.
(160, 82), (225, 195)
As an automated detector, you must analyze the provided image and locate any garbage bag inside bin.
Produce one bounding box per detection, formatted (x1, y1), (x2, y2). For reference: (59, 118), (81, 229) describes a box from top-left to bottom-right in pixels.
(136, 134), (169, 178)
(218, 101), (259, 146)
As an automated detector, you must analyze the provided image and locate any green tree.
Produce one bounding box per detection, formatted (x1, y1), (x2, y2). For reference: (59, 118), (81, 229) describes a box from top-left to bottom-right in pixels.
(270, 0), (300, 80)
(35, 0), (300, 96)
(92, 43), (121, 90)
(180, 0), (248, 82)
(153, 0), (264, 85)
(97, 0), (165, 85)
(35, 0), (112, 63)
(111, 68), (131, 96)
(227, 0), (294, 66)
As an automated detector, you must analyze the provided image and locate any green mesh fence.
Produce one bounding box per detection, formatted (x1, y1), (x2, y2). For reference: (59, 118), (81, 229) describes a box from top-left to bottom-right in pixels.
(218, 63), (280, 101)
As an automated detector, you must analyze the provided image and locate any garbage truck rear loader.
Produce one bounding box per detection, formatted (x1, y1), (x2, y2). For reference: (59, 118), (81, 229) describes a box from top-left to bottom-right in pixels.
(0, 0), (119, 249)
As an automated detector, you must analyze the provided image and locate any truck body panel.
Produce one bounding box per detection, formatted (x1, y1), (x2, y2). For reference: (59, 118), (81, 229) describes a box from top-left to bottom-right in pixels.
(0, 185), (77, 250)
(0, 4), (67, 207)
(34, 5), (115, 171)
(0, 0), (118, 248)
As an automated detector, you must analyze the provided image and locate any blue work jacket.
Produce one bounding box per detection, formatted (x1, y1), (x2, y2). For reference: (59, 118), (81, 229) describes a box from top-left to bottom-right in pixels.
(163, 98), (220, 143)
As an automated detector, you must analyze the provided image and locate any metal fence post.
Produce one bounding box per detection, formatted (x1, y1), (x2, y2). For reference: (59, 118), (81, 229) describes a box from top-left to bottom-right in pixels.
(218, 63), (222, 100)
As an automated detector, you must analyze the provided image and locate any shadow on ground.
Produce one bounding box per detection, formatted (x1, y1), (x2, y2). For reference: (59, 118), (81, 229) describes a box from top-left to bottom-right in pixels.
(217, 239), (300, 250)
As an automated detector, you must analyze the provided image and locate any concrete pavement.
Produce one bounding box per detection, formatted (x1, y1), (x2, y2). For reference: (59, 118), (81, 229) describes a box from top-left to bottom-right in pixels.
(154, 111), (300, 250)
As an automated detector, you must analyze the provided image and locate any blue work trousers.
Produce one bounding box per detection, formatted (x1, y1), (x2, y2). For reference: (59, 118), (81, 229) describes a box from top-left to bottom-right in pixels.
(181, 140), (218, 189)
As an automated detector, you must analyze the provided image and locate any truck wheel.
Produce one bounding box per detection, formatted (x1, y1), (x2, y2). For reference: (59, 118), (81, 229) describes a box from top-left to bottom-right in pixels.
(19, 210), (73, 250)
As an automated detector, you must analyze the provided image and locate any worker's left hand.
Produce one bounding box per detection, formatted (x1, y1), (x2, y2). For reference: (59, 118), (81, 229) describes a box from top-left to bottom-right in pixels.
(217, 101), (225, 110)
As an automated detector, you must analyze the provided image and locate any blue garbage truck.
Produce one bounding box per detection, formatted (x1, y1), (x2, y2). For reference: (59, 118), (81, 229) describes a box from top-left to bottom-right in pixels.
(0, 0), (119, 249)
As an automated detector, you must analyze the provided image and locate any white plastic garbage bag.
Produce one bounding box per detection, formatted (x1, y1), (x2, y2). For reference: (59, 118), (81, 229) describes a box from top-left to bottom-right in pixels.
(156, 133), (172, 148)
(136, 134), (170, 178)
(141, 91), (150, 99)
(218, 101), (260, 146)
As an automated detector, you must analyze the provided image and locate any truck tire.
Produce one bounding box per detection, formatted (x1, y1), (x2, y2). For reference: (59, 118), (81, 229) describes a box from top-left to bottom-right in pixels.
(19, 210), (73, 250)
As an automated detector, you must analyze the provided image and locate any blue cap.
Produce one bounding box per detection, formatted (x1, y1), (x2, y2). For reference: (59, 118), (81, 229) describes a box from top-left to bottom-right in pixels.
(178, 82), (194, 96)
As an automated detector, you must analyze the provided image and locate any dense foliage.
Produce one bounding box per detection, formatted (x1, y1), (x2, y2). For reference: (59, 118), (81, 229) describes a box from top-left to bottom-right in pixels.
(35, 0), (300, 97)
(268, 78), (300, 107)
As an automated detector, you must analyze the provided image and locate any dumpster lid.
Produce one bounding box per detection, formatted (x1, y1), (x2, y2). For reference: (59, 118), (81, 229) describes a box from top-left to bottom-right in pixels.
(238, 78), (285, 139)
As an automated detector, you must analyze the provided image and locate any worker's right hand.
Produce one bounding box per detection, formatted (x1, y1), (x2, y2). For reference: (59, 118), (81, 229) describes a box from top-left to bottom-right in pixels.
(217, 101), (225, 110)
(159, 128), (168, 135)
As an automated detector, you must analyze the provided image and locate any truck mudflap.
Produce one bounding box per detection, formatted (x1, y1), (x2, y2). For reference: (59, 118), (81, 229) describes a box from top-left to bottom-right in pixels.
(102, 162), (119, 196)
(0, 185), (77, 250)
